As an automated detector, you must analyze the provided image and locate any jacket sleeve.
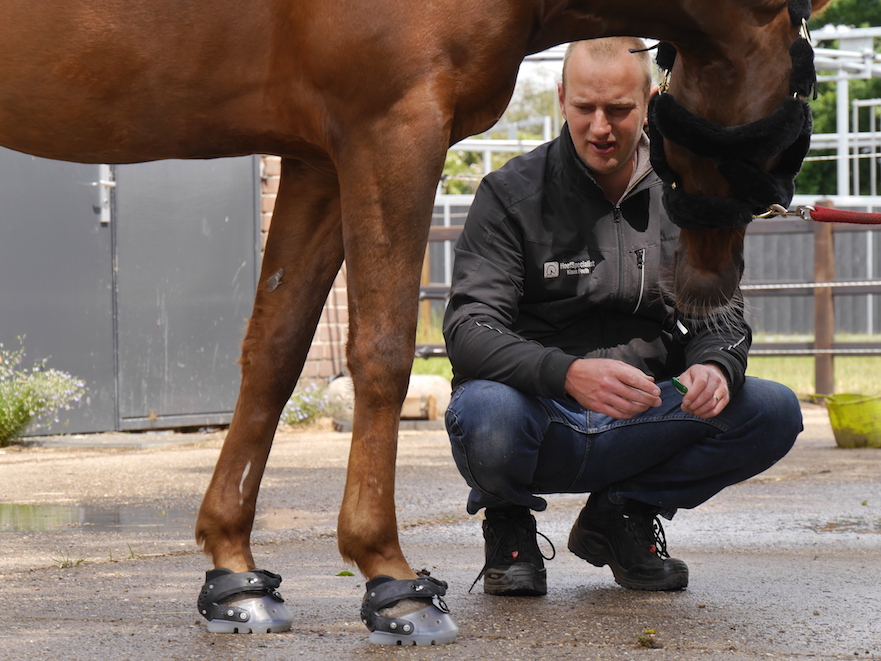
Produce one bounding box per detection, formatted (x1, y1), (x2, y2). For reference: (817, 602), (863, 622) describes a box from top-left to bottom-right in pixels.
(680, 301), (752, 395)
(442, 178), (577, 400)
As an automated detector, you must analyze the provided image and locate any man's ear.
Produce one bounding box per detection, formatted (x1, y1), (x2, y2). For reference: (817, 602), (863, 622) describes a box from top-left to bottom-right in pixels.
(557, 82), (566, 119)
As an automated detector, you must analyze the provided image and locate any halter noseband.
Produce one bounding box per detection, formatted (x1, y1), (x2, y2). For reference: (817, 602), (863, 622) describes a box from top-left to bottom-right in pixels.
(647, 0), (817, 231)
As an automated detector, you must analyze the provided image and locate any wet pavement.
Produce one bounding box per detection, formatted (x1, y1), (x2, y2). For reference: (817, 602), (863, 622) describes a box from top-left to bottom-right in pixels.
(0, 404), (878, 660)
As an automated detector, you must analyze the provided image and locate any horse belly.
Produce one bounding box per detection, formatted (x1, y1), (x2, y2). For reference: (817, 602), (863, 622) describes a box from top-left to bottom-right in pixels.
(0, 0), (529, 163)
(0, 0), (301, 163)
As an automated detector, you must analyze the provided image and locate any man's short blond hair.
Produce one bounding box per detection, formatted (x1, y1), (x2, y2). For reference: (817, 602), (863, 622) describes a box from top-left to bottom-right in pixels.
(561, 37), (653, 96)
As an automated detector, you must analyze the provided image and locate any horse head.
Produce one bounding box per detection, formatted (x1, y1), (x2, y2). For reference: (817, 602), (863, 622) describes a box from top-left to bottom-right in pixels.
(645, 0), (833, 318)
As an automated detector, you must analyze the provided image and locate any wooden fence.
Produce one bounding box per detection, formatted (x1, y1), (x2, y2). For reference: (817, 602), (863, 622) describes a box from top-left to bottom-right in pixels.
(418, 217), (881, 395)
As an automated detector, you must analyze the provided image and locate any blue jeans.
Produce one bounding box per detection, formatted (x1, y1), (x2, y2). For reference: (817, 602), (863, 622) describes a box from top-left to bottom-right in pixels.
(445, 377), (802, 516)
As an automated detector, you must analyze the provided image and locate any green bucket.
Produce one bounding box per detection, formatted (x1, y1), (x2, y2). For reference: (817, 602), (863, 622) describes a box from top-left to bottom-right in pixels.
(824, 394), (881, 449)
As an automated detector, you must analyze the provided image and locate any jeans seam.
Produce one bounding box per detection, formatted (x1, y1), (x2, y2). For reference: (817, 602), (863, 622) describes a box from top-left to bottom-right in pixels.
(587, 411), (731, 435)
(446, 405), (503, 509)
(565, 428), (591, 492)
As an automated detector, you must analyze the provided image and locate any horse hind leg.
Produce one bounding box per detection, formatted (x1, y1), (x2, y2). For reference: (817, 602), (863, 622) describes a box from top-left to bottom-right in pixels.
(195, 157), (343, 633)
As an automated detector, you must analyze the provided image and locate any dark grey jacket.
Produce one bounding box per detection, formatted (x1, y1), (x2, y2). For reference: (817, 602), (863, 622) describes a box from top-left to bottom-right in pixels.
(442, 124), (750, 400)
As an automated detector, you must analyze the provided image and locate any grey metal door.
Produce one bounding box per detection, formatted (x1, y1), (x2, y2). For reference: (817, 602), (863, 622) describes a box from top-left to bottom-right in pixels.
(0, 152), (117, 433)
(114, 158), (259, 429)
(0, 149), (259, 435)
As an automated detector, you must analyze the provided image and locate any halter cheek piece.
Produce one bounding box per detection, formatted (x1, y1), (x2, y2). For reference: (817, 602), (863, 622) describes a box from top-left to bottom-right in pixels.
(646, 0), (817, 231)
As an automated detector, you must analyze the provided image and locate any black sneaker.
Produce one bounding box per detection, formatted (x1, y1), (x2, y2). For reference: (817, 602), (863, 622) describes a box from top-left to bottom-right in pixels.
(471, 506), (555, 596)
(568, 491), (688, 591)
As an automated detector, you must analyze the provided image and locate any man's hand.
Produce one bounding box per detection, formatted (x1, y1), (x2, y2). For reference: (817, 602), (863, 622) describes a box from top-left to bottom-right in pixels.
(677, 363), (730, 418)
(564, 358), (662, 419)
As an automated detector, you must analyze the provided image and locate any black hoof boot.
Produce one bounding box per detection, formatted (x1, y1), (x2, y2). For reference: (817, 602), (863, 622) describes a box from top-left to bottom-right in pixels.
(198, 568), (294, 633)
(361, 574), (458, 645)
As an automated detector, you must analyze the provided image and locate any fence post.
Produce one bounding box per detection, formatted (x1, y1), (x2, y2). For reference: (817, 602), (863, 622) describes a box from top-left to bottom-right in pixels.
(814, 203), (835, 395)
(420, 247), (432, 336)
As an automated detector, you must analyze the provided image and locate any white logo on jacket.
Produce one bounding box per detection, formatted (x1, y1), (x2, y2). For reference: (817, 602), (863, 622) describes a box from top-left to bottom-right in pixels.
(544, 259), (596, 278)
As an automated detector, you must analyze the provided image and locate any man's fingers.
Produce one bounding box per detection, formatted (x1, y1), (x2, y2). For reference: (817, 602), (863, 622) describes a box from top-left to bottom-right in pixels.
(622, 369), (660, 393)
(564, 359), (663, 417)
(600, 389), (662, 418)
(683, 389), (728, 419)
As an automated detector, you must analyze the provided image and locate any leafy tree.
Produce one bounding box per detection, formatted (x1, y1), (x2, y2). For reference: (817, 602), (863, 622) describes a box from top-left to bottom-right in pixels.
(440, 150), (483, 195)
(496, 79), (559, 139)
(815, 0), (881, 29)
(795, 0), (881, 195)
(798, 79), (881, 195)
(441, 76), (559, 191)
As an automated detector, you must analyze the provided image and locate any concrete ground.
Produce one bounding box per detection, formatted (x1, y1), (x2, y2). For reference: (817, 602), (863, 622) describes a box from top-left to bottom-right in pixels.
(0, 403), (878, 661)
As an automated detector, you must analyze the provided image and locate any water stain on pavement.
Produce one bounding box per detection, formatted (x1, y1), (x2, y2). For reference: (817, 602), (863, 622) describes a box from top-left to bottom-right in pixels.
(0, 503), (329, 534)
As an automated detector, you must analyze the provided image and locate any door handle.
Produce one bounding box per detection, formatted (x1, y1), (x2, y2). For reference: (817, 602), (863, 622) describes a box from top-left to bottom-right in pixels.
(92, 164), (116, 225)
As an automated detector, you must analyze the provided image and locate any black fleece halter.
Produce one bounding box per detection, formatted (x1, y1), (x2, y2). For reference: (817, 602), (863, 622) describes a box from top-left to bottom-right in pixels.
(647, 0), (817, 231)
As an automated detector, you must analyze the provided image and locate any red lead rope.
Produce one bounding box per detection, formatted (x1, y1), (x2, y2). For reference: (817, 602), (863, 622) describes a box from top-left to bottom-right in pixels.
(809, 206), (881, 225)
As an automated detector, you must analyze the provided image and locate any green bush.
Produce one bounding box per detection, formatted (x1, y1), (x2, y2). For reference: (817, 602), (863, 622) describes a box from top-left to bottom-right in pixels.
(0, 338), (85, 447)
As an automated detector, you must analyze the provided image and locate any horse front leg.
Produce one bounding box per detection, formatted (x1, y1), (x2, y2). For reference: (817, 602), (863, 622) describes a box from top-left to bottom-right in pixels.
(195, 157), (343, 633)
(334, 114), (458, 645)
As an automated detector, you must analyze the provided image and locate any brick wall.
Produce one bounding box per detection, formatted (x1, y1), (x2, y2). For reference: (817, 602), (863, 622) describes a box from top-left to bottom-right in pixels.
(260, 155), (349, 382)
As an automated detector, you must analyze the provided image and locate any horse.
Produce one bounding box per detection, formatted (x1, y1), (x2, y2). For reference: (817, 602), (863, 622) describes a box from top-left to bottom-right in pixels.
(0, 0), (831, 645)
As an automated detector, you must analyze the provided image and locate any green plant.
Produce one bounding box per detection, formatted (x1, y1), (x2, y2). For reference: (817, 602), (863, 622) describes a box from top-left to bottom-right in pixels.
(0, 337), (85, 447)
(282, 381), (333, 425)
(637, 628), (663, 649)
(49, 551), (85, 569)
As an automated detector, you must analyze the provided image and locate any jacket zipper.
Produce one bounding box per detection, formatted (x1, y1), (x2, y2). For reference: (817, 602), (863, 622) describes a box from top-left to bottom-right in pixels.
(633, 248), (646, 313)
(613, 205), (625, 305)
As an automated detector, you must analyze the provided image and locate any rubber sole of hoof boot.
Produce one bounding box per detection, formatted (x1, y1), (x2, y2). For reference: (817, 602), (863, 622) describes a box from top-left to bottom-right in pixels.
(484, 562), (547, 596)
(367, 603), (459, 646)
(206, 594), (294, 634)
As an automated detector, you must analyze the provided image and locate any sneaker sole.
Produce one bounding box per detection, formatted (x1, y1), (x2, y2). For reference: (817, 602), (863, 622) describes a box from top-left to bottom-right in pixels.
(484, 563), (547, 596)
(568, 523), (688, 591)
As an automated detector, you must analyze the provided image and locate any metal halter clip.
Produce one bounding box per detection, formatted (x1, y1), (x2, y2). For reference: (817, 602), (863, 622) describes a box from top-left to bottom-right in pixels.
(799, 18), (811, 42)
(659, 69), (671, 95)
(753, 204), (814, 220)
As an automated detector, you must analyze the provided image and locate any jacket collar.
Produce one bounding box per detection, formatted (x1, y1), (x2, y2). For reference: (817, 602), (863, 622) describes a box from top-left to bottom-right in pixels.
(559, 122), (654, 202)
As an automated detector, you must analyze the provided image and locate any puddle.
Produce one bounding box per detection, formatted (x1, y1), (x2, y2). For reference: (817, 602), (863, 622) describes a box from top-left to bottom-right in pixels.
(0, 503), (198, 534)
(0, 504), (331, 534)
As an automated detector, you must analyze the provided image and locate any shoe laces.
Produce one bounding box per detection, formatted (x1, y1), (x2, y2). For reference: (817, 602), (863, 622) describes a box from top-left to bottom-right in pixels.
(623, 513), (671, 560)
(469, 512), (556, 593)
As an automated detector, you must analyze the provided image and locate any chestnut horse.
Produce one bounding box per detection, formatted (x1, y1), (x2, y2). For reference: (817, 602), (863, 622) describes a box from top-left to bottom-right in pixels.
(0, 0), (830, 644)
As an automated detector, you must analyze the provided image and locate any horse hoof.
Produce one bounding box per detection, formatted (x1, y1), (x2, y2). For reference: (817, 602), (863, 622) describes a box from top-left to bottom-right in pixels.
(361, 575), (459, 646)
(198, 568), (294, 634)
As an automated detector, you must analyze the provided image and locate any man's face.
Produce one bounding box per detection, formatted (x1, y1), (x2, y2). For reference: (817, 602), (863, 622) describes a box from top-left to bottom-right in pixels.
(558, 47), (649, 186)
